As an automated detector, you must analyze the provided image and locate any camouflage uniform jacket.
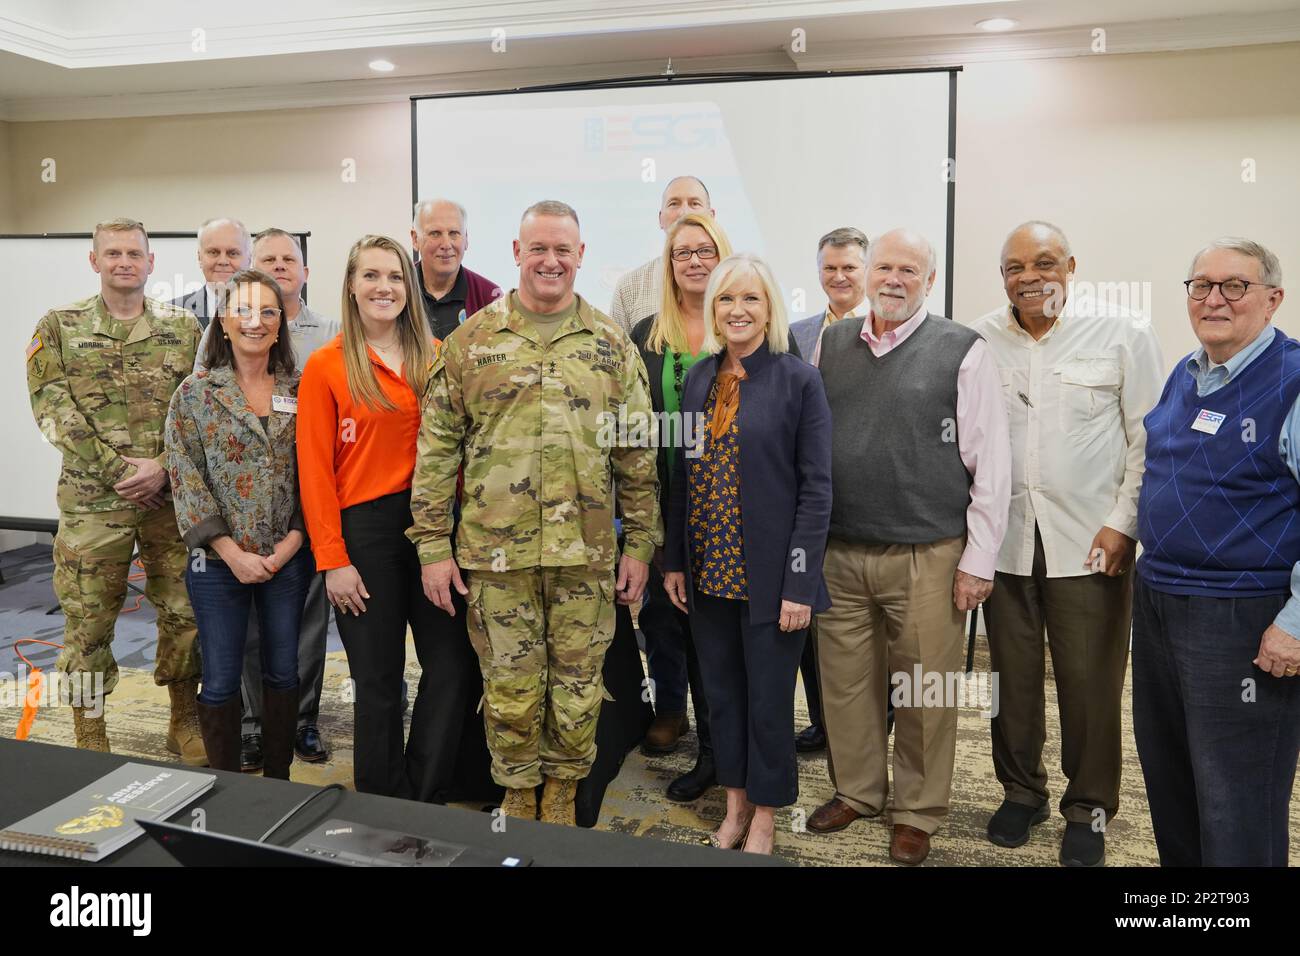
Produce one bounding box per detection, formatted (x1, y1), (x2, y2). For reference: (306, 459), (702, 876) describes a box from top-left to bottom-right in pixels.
(27, 294), (201, 514)
(165, 365), (306, 558)
(408, 291), (662, 572)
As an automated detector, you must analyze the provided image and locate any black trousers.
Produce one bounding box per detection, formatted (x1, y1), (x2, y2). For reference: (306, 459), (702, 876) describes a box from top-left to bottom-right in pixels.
(799, 625), (823, 727)
(1132, 577), (1300, 866)
(337, 491), (483, 801)
(691, 589), (805, 807)
(639, 565), (712, 751)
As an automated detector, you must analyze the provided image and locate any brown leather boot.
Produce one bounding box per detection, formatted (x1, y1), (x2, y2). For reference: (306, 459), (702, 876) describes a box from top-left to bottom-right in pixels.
(260, 683), (298, 781)
(500, 787), (538, 820)
(166, 679), (209, 766)
(195, 696), (242, 772)
(642, 712), (690, 754)
(72, 704), (110, 752)
(540, 776), (578, 827)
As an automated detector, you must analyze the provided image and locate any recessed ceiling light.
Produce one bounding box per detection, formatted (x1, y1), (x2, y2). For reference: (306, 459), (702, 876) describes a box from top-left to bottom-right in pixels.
(976, 18), (1018, 32)
(369, 59), (396, 73)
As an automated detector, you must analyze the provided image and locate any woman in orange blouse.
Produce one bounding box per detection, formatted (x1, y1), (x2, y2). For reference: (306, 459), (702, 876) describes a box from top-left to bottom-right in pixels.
(297, 234), (479, 799)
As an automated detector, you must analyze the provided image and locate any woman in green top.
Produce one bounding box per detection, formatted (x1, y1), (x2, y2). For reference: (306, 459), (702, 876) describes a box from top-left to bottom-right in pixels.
(629, 212), (733, 801)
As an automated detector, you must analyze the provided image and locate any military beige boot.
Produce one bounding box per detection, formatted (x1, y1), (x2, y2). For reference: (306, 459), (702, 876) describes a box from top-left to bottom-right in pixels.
(500, 787), (538, 820)
(540, 776), (577, 827)
(165, 679), (209, 766)
(71, 705), (110, 752)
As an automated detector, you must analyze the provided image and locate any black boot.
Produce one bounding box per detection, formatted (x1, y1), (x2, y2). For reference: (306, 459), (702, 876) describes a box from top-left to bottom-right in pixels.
(261, 682), (299, 781)
(195, 696), (242, 773)
(666, 747), (717, 803)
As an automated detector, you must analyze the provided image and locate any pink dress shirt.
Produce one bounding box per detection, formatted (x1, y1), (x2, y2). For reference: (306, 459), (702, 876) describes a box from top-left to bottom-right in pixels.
(817, 304), (1011, 580)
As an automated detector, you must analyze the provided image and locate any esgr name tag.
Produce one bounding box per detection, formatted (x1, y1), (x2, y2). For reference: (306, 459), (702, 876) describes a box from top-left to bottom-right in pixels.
(272, 395), (299, 414)
(1191, 409), (1225, 435)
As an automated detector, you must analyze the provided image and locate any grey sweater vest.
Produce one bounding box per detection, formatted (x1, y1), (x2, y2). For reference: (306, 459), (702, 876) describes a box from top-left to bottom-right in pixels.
(819, 314), (979, 545)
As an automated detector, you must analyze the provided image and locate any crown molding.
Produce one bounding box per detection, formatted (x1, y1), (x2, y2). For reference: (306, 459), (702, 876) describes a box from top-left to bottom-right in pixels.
(788, 10), (1300, 70)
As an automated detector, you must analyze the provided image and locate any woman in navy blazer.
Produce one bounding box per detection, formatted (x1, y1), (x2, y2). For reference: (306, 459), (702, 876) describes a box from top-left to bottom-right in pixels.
(663, 253), (832, 854)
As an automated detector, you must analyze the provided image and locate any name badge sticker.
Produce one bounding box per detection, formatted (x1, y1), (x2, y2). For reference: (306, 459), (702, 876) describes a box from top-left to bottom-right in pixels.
(1191, 409), (1225, 435)
(272, 395), (299, 414)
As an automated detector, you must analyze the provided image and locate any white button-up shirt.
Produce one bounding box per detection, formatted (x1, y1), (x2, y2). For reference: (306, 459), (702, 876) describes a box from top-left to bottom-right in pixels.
(971, 298), (1165, 577)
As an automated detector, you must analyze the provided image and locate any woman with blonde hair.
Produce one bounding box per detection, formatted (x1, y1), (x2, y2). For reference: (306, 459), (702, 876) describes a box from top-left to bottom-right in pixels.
(297, 235), (475, 799)
(663, 253), (831, 854)
(629, 212), (733, 800)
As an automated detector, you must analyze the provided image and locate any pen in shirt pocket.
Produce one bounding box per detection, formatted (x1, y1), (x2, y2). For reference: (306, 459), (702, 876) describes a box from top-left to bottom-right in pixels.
(1018, 391), (1033, 408)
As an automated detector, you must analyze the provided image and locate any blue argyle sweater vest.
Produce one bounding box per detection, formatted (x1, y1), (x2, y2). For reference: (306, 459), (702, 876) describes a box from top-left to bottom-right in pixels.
(1137, 329), (1300, 597)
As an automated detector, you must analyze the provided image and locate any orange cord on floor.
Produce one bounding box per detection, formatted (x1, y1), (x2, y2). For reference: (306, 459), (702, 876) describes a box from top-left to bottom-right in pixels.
(12, 638), (63, 741)
(122, 558), (146, 613)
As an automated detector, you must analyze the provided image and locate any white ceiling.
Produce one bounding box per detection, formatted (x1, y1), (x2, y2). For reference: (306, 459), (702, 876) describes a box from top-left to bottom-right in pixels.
(1, 0), (1298, 120)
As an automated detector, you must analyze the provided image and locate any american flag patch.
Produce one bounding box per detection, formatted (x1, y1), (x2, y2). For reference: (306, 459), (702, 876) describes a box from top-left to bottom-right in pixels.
(26, 335), (43, 361)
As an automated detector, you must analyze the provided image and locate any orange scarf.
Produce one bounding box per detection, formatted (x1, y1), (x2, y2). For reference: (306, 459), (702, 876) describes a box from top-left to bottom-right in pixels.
(709, 369), (746, 440)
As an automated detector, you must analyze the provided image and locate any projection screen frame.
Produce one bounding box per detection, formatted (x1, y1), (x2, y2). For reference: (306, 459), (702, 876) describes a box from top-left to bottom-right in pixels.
(410, 66), (960, 318)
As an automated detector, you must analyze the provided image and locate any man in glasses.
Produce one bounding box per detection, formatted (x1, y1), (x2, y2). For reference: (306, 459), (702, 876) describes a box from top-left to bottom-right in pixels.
(609, 175), (714, 334)
(195, 229), (340, 772)
(1134, 237), (1300, 866)
(971, 221), (1163, 866)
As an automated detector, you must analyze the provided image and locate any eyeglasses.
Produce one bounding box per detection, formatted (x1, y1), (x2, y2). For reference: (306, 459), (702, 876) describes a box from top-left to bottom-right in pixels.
(229, 306), (283, 321)
(1184, 279), (1276, 301)
(670, 246), (719, 263)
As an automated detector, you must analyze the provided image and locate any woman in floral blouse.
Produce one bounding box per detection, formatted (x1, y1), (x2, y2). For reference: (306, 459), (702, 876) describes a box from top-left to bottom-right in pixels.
(165, 269), (311, 778)
(662, 254), (832, 855)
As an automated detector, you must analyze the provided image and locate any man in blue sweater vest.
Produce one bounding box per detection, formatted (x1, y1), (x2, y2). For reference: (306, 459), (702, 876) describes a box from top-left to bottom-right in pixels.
(1135, 237), (1300, 867)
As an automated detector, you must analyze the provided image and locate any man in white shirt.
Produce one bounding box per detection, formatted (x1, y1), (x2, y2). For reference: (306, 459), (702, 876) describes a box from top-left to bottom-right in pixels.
(971, 221), (1164, 867)
(195, 228), (341, 771)
(608, 176), (713, 334)
(172, 218), (251, 329)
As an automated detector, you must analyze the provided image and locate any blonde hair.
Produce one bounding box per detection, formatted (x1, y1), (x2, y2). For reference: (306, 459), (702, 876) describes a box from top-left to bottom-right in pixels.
(701, 254), (790, 356)
(339, 235), (433, 411)
(648, 213), (734, 354)
(93, 218), (148, 250)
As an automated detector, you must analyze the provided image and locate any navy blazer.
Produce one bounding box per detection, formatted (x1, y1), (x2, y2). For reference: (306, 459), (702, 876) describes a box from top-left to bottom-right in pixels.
(663, 343), (833, 624)
(790, 312), (825, 361)
(171, 288), (213, 331)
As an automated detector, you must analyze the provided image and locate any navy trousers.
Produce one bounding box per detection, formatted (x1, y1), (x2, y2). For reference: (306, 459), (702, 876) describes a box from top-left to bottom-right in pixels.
(1132, 576), (1300, 866)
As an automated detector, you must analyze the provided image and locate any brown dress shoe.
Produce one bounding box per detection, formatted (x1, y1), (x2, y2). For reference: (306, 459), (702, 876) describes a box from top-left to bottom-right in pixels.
(642, 712), (690, 754)
(807, 798), (866, 833)
(890, 824), (931, 865)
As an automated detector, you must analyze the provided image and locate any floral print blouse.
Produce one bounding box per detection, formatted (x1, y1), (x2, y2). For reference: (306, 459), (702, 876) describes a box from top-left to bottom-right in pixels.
(165, 365), (305, 558)
(689, 380), (748, 600)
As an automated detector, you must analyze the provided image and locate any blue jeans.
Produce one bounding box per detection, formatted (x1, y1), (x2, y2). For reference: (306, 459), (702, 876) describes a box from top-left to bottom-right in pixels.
(1132, 577), (1300, 866)
(186, 549), (312, 706)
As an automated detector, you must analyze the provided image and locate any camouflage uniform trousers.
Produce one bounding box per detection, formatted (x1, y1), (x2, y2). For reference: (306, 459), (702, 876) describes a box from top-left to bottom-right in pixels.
(52, 502), (200, 700)
(466, 566), (616, 788)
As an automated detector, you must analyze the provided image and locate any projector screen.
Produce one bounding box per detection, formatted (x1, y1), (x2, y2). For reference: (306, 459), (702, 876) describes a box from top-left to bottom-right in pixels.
(1, 232), (307, 529)
(413, 70), (955, 322)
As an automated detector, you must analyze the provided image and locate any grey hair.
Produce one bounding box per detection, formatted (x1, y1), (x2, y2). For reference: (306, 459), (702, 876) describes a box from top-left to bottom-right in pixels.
(1188, 236), (1283, 286)
(817, 226), (869, 259)
(661, 175), (710, 205)
(521, 200), (580, 229)
(1001, 220), (1072, 262)
(252, 227), (303, 258)
(197, 217), (251, 253)
(412, 198), (468, 232)
(867, 228), (936, 278)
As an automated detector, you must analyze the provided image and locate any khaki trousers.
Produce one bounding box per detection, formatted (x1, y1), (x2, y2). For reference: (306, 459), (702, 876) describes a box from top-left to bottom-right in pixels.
(983, 527), (1132, 823)
(817, 536), (965, 834)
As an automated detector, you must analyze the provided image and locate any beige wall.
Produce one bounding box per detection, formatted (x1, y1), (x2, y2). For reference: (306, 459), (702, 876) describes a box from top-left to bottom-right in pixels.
(0, 120), (13, 231)
(7, 103), (411, 315)
(955, 42), (1299, 359)
(5, 41), (1298, 364)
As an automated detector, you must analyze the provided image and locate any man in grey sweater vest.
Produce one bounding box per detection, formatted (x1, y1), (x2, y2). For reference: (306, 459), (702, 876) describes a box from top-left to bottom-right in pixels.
(806, 229), (1011, 865)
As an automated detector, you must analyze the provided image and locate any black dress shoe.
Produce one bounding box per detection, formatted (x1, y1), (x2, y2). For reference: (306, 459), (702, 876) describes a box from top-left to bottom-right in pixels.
(795, 724), (827, 752)
(240, 733), (264, 773)
(986, 799), (1050, 848)
(294, 725), (330, 763)
(666, 753), (716, 802)
(1060, 821), (1106, 867)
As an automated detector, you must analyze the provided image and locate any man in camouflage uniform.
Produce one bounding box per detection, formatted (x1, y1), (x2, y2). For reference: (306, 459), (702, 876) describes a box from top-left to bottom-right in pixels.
(409, 200), (661, 825)
(26, 218), (206, 764)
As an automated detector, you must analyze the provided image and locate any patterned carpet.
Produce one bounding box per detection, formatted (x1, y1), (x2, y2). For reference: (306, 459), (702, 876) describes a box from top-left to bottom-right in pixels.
(2, 543), (1296, 866)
